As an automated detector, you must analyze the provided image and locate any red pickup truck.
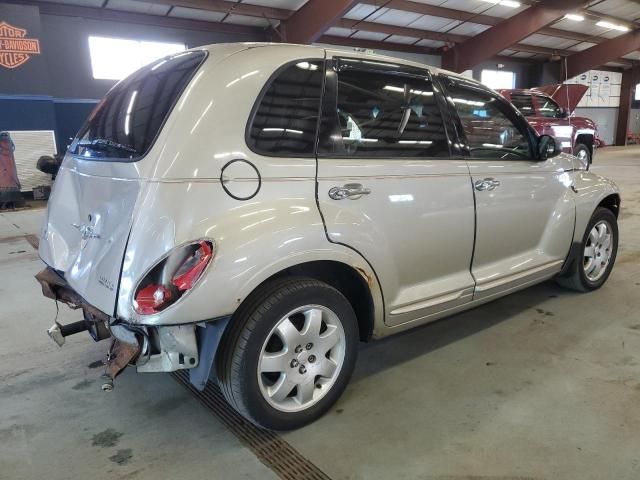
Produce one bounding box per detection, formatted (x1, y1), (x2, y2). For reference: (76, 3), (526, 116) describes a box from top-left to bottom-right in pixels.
(500, 85), (597, 164)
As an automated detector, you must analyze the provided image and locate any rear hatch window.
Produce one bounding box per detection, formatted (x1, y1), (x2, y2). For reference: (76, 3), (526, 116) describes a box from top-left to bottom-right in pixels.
(71, 50), (206, 161)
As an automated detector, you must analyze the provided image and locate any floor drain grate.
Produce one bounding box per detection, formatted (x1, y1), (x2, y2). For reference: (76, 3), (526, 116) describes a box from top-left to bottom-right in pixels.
(24, 234), (40, 250)
(172, 370), (332, 480)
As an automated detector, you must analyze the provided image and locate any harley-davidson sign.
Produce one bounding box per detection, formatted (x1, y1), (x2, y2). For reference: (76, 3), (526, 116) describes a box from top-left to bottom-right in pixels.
(0, 21), (41, 69)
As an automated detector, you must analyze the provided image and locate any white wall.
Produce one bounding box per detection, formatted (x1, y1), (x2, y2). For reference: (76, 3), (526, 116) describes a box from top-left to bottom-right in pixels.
(629, 109), (640, 135)
(574, 107), (618, 145)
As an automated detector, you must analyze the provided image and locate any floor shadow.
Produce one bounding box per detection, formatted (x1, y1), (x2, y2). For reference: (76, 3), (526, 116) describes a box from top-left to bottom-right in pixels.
(351, 280), (574, 383)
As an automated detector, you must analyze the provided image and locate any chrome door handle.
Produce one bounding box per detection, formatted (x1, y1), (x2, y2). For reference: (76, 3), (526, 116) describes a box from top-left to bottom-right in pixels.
(474, 178), (501, 191)
(328, 183), (371, 200)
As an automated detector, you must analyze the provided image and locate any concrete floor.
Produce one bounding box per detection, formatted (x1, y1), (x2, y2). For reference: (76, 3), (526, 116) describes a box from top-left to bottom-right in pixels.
(1, 146), (639, 480)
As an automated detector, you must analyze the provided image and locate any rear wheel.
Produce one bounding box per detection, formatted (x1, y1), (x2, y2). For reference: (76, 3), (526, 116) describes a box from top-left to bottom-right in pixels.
(557, 207), (618, 292)
(217, 277), (358, 430)
(574, 143), (591, 165)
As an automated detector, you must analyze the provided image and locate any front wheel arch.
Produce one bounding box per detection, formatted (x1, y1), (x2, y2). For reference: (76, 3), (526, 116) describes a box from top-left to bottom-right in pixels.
(598, 193), (620, 218)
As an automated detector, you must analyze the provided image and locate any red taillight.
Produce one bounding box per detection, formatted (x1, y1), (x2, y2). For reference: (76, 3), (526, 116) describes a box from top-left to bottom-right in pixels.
(133, 240), (214, 315)
(172, 241), (213, 291)
(135, 284), (172, 315)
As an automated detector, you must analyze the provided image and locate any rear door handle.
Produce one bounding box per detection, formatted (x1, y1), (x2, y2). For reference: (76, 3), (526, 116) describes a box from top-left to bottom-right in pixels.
(474, 178), (501, 191)
(328, 183), (371, 200)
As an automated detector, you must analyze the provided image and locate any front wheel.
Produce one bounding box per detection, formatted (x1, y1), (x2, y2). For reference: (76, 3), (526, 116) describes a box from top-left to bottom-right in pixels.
(557, 207), (618, 292)
(217, 277), (358, 430)
(574, 143), (592, 165)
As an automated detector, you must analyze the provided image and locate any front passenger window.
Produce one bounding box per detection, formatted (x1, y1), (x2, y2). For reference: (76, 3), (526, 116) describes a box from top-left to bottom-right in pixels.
(448, 85), (532, 160)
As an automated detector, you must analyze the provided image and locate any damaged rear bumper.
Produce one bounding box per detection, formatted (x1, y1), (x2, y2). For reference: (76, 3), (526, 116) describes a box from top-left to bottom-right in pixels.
(35, 267), (203, 378)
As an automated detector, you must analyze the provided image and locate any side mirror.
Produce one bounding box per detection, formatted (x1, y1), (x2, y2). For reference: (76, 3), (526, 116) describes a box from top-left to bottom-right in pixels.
(538, 135), (561, 160)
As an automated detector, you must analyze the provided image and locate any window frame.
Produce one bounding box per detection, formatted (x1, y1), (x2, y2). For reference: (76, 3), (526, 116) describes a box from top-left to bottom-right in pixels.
(316, 57), (455, 160)
(439, 75), (541, 161)
(244, 57), (327, 159)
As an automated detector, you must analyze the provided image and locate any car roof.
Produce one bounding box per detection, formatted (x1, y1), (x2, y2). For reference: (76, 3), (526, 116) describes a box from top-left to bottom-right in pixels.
(197, 42), (477, 84)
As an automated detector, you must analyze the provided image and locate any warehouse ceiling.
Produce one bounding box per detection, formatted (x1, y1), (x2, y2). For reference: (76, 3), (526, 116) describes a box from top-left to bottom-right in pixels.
(19, 0), (640, 72)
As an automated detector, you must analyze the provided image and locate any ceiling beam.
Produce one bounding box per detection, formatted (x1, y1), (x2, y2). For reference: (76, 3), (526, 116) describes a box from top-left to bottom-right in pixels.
(134, 0), (636, 52)
(319, 35), (439, 55)
(564, 29), (640, 78)
(281, 0), (359, 44)
(134, 0), (291, 21)
(338, 19), (576, 58)
(7, 0), (266, 37)
(383, 0), (617, 44)
(441, 0), (590, 72)
(338, 19), (466, 43)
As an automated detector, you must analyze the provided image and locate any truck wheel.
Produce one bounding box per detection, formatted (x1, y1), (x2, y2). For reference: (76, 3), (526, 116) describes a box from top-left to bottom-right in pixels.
(574, 143), (591, 164)
(557, 207), (618, 292)
(217, 277), (358, 430)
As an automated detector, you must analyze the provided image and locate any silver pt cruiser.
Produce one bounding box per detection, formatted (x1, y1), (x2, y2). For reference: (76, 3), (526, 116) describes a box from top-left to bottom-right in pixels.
(36, 43), (620, 430)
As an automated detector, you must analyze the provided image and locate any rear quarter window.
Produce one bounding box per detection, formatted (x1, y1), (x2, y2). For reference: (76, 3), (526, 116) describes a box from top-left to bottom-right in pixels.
(71, 50), (206, 161)
(247, 60), (324, 157)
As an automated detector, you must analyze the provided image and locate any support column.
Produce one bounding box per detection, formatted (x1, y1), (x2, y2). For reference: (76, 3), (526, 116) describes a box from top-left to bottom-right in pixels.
(615, 66), (640, 146)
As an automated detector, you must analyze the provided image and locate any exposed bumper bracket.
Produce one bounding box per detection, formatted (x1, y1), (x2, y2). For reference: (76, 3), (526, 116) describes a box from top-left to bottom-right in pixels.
(47, 320), (88, 347)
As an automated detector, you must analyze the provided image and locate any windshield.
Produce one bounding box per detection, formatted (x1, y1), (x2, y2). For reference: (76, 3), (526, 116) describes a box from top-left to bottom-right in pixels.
(71, 50), (206, 161)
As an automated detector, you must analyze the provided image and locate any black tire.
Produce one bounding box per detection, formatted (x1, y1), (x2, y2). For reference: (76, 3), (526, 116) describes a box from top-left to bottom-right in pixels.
(216, 276), (358, 430)
(556, 207), (618, 292)
(574, 143), (591, 165)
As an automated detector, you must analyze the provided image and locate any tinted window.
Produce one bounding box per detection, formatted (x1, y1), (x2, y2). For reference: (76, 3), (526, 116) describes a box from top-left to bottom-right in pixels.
(510, 93), (535, 117)
(72, 50), (206, 161)
(248, 60), (323, 156)
(319, 65), (449, 157)
(448, 84), (532, 160)
(536, 95), (562, 118)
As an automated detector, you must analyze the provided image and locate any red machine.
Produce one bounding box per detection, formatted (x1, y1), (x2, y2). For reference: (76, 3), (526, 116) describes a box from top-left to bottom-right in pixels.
(0, 131), (22, 207)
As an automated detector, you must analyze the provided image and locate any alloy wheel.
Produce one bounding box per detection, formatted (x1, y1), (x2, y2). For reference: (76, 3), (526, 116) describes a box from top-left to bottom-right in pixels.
(583, 220), (613, 282)
(257, 305), (346, 412)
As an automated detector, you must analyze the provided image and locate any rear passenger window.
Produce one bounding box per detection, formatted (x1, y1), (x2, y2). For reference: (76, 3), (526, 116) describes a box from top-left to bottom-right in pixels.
(248, 60), (323, 156)
(319, 64), (449, 157)
(510, 93), (535, 117)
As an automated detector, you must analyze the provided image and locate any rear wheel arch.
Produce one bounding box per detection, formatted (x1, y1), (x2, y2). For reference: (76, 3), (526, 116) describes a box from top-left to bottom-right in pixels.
(233, 260), (375, 342)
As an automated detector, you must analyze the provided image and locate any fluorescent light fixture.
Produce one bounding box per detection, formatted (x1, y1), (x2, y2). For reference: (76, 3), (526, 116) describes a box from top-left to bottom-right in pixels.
(596, 20), (630, 32)
(564, 13), (584, 22)
(480, 0), (521, 7)
(398, 140), (433, 144)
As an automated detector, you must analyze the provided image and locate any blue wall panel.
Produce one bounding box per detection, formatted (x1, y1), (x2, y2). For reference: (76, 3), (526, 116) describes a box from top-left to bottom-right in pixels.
(0, 96), (97, 154)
